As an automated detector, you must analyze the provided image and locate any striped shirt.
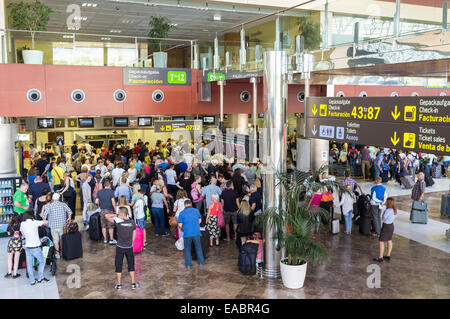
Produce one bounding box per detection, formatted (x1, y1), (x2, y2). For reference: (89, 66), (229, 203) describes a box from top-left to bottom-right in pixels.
(42, 201), (72, 229)
(411, 179), (425, 201)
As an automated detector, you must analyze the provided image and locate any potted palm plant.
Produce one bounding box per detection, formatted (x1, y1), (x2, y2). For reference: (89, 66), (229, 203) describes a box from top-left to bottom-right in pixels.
(256, 166), (350, 289)
(148, 16), (176, 68)
(7, 0), (53, 64)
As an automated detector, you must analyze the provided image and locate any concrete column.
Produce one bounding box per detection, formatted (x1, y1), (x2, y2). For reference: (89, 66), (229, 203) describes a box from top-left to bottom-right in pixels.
(262, 51), (287, 278)
(228, 114), (248, 135)
(250, 77), (258, 163)
(218, 80), (225, 132)
(0, 119), (18, 175)
(310, 84), (334, 172)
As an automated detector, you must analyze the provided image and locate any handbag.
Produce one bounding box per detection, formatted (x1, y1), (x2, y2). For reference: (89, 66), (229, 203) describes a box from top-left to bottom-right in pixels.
(217, 208), (225, 228)
(63, 220), (79, 234)
(169, 215), (178, 228)
(320, 192), (334, 202)
(175, 238), (184, 250)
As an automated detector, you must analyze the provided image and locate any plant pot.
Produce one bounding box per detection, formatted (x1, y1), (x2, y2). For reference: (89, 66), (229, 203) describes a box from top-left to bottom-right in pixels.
(23, 50), (43, 64)
(153, 51), (167, 68)
(280, 258), (307, 289)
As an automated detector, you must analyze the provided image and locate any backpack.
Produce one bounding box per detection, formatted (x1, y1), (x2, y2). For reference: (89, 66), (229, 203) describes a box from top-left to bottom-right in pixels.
(191, 185), (202, 202)
(238, 242), (258, 275)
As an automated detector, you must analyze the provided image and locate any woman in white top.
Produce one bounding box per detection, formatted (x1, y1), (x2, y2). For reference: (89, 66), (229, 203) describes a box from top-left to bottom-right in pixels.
(128, 163), (137, 184)
(173, 189), (188, 239)
(334, 184), (355, 234)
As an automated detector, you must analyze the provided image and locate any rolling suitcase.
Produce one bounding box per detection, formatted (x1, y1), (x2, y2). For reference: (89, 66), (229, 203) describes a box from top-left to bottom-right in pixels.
(330, 208), (339, 235)
(61, 232), (83, 260)
(238, 242), (258, 275)
(381, 170), (389, 183)
(410, 201), (428, 224)
(441, 193), (450, 217)
(192, 230), (209, 260)
(432, 164), (442, 178)
(89, 213), (103, 241)
(133, 227), (144, 254)
(400, 176), (414, 189)
(424, 171), (434, 187)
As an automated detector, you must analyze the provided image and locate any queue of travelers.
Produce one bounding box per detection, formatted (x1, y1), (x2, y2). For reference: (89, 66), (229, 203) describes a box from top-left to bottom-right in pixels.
(9, 138), (264, 288)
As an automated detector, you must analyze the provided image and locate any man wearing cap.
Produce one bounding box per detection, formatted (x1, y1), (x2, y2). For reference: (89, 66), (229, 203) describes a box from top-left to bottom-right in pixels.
(42, 193), (72, 259)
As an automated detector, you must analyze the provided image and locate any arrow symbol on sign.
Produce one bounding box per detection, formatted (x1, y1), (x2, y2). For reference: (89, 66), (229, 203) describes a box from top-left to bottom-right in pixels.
(312, 104), (318, 116)
(391, 105), (400, 120)
(390, 131), (399, 146)
(312, 125), (317, 136)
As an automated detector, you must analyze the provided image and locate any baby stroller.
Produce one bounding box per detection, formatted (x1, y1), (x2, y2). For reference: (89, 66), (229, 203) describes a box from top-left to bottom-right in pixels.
(25, 236), (57, 278)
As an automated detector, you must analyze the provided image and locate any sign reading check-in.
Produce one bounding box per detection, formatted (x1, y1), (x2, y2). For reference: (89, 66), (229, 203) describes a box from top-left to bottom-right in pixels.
(154, 120), (202, 133)
(123, 68), (192, 86)
(305, 97), (450, 155)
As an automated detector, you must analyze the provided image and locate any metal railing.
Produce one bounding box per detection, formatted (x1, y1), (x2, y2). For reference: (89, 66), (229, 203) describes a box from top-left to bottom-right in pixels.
(0, 28), (197, 68)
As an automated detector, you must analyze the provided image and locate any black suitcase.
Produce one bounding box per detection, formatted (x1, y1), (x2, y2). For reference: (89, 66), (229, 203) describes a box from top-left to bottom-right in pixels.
(238, 242), (258, 275)
(89, 213), (103, 241)
(359, 215), (371, 235)
(61, 232), (83, 261)
(192, 230), (209, 260)
(381, 170), (389, 183)
(425, 174), (434, 187)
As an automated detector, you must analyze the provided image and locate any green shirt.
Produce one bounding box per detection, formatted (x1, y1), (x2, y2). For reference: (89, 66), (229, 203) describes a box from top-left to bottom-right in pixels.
(13, 189), (28, 214)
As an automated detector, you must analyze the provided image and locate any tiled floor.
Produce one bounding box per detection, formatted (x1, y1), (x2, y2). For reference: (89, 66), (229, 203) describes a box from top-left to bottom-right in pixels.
(52, 225), (449, 299)
(2, 176), (449, 299)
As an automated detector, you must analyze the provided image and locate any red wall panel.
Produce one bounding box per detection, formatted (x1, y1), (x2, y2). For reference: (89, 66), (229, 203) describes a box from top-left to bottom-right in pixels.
(123, 84), (192, 115)
(45, 65), (124, 116)
(0, 64), (47, 117)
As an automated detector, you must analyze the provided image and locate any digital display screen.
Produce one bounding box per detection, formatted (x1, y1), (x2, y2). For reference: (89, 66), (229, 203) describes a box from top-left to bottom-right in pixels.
(258, 114), (264, 118)
(172, 116), (186, 121)
(78, 118), (94, 128)
(138, 117), (152, 126)
(202, 116), (215, 124)
(37, 118), (54, 128)
(114, 117), (129, 127)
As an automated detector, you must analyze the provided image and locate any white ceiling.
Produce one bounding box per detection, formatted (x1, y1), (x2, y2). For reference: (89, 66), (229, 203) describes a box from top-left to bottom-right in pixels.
(7, 0), (276, 41)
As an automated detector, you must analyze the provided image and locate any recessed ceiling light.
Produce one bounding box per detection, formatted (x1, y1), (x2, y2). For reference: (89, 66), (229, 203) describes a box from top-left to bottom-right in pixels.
(110, 30), (122, 33)
(63, 35), (74, 39)
(213, 14), (221, 21)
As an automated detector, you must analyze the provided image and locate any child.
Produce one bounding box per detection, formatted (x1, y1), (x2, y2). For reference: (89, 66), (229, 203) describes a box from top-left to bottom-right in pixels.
(373, 197), (397, 262)
(85, 202), (100, 231)
(5, 214), (23, 279)
(247, 232), (264, 265)
(334, 184), (356, 234)
(133, 189), (148, 246)
(105, 207), (138, 290)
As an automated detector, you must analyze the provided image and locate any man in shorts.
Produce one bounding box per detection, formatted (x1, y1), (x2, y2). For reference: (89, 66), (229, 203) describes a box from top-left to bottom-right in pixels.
(42, 193), (72, 259)
(95, 180), (117, 245)
(220, 181), (241, 241)
(105, 207), (137, 290)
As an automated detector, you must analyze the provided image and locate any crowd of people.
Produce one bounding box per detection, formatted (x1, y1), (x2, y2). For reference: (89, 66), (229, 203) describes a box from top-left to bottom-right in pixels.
(7, 137), (265, 287)
(5, 137), (445, 288)
(329, 142), (449, 183)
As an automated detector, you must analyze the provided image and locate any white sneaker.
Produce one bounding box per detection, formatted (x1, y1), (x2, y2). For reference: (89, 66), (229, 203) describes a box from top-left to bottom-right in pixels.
(109, 240), (117, 245)
(103, 240), (108, 244)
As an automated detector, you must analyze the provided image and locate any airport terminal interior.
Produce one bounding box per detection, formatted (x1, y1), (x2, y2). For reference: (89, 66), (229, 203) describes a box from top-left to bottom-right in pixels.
(0, 0), (449, 300)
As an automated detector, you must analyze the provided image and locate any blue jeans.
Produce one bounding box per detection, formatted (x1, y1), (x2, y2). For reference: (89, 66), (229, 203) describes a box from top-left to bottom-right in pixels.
(25, 247), (45, 283)
(183, 235), (204, 267)
(152, 207), (166, 235)
(349, 158), (356, 175)
(374, 165), (381, 178)
(344, 210), (353, 233)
